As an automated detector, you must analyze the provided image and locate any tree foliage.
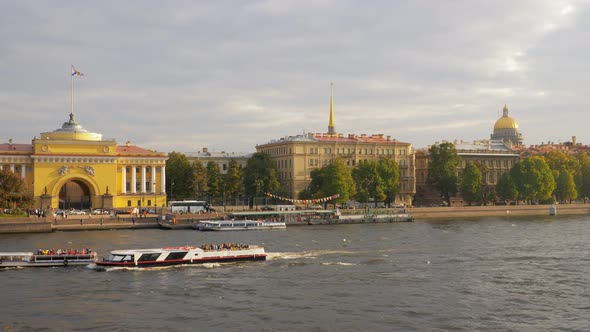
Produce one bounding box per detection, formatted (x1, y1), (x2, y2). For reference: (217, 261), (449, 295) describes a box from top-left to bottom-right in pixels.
(555, 168), (578, 202)
(510, 156), (555, 203)
(192, 161), (208, 199)
(460, 161), (482, 205)
(300, 158), (355, 206)
(495, 172), (518, 203)
(243, 152), (280, 202)
(0, 169), (33, 211)
(574, 152), (590, 201)
(427, 142), (461, 205)
(206, 161), (222, 198)
(352, 161), (384, 205)
(224, 159), (243, 198)
(166, 152), (195, 200)
(376, 158), (401, 206)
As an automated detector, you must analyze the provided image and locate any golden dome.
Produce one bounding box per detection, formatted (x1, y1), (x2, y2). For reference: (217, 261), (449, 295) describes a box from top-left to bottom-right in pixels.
(494, 105), (518, 130)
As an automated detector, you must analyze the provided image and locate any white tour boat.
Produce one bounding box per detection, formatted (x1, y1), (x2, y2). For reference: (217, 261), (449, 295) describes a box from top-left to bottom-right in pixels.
(193, 220), (286, 231)
(0, 251), (98, 268)
(95, 244), (266, 268)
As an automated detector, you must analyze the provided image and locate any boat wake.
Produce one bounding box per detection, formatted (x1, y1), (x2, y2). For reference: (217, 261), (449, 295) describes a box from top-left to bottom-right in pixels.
(321, 262), (357, 266)
(90, 262), (226, 272)
(266, 249), (357, 260)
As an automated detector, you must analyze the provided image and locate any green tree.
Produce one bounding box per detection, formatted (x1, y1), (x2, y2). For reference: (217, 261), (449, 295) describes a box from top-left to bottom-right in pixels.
(206, 161), (222, 199)
(377, 158), (400, 206)
(301, 158), (355, 207)
(352, 161), (384, 206)
(300, 167), (326, 199)
(574, 152), (590, 201)
(321, 157), (355, 206)
(243, 152), (280, 206)
(224, 159), (243, 199)
(193, 161), (208, 199)
(556, 168), (578, 203)
(0, 169), (33, 213)
(545, 151), (580, 202)
(460, 161), (482, 205)
(510, 156), (556, 203)
(427, 142), (461, 205)
(495, 172), (518, 204)
(166, 152), (195, 200)
(544, 151), (580, 175)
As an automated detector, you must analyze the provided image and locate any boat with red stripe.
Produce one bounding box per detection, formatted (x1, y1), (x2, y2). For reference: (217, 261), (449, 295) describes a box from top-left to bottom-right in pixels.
(95, 243), (266, 268)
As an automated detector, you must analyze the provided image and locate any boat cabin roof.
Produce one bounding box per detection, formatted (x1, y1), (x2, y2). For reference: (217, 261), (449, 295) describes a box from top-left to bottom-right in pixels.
(0, 252), (34, 257)
(109, 246), (199, 255)
(229, 210), (336, 217)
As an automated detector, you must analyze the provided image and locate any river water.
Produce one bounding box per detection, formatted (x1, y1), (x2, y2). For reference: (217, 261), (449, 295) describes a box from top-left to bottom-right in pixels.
(1, 215), (589, 332)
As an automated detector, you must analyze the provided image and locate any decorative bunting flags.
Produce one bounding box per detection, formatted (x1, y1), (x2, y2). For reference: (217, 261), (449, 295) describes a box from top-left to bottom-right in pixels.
(265, 192), (340, 204)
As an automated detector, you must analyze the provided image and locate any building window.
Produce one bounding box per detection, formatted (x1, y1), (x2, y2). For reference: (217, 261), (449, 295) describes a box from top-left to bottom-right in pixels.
(127, 200), (131, 207)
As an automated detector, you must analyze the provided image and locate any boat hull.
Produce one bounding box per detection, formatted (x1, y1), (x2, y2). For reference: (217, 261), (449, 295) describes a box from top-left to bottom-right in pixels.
(95, 254), (266, 268)
(194, 220), (286, 231)
(0, 254), (97, 268)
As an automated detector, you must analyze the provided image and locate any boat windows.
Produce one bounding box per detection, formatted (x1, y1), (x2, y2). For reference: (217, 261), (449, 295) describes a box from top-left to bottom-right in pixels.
(137, 253), (161, 262)
(164, 252), (187, 260)
(108, 254), (134, 262)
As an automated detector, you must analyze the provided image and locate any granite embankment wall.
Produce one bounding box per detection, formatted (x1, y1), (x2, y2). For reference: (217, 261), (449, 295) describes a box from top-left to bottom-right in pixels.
(1, 204), (589, 234)
(0, 221), (52, 233)
(408, 204), (590, 219)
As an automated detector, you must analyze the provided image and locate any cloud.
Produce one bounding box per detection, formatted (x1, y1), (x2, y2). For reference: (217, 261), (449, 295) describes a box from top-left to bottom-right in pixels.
(0, 0), (589, 152)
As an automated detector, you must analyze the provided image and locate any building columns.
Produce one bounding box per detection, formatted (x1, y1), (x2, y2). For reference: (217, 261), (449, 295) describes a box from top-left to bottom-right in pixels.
(131, 166), (137, 193)
(161, 166), (166, 193)
(151, 166), (156, 193)
(122, 166), (127, 193)
(141, 166), (146, 193)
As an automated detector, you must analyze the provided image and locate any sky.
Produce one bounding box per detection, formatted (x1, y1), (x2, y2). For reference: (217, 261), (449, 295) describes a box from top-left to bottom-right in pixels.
(1, 1), (589, 153)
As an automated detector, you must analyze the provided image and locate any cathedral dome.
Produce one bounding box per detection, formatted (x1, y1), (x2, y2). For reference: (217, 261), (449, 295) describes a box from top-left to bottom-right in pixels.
(494, 105), (518, 130)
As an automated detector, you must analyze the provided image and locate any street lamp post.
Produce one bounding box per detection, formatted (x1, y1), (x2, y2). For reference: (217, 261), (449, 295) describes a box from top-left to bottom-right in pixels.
(153, 182), (156, 214)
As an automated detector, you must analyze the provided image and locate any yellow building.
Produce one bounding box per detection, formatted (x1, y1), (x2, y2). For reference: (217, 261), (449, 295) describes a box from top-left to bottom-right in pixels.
(0, 113), (168, 212)
(256, 85), (415, 205)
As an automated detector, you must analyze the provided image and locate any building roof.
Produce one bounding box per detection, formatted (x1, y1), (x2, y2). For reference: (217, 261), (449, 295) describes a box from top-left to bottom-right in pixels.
(0, 143), (34, 153)
(116, 145), (166, 157)
(185, 150), (252, 159)
(260, 132), (409, 146)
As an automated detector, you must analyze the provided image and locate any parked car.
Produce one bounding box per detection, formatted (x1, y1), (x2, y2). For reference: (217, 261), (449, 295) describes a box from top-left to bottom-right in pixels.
(68, 209), (86, 215)
(91, 208), (109, 215)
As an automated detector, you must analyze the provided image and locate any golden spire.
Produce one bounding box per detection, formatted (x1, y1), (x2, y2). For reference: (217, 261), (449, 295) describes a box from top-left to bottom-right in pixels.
(328, 82), (335, 134)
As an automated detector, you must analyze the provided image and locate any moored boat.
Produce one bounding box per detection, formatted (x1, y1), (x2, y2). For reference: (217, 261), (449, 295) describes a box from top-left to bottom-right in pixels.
(193, 219), (286, 231)
(0, 250), (98, 268)
(95, 243), (266, 268)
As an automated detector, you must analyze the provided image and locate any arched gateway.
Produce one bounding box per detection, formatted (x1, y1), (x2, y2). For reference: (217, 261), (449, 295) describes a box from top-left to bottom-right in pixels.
(58, 179), (92, 210)
(0, 113), (168, 213)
